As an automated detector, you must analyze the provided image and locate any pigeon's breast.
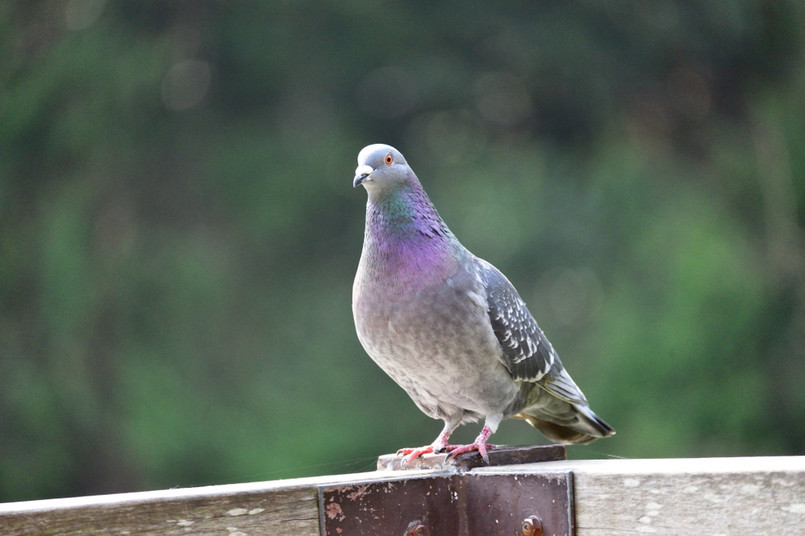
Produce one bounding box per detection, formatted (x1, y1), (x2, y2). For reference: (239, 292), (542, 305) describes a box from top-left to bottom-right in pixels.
(353, 253), (519, 420)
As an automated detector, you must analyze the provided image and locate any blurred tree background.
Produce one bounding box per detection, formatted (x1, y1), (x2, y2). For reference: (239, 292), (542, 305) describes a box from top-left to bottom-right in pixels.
(1, 0), (804, 502)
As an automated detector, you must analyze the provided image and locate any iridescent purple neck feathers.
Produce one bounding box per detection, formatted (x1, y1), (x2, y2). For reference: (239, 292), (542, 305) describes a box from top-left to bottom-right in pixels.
(360, 174), (461, 286)
(365, 175), (449, 239)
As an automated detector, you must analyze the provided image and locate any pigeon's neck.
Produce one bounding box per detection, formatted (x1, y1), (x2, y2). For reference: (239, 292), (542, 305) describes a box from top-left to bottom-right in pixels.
(366, 181), (451, 245)
(361, 181), (461, 281)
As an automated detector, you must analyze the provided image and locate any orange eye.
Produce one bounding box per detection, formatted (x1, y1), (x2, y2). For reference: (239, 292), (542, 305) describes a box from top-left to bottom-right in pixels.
(384, 154), (394, 165)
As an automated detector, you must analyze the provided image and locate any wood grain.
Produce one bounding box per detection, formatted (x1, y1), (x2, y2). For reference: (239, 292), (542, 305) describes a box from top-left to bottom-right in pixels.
(1, 457), (802, 535)
(476, 456), (805, 535)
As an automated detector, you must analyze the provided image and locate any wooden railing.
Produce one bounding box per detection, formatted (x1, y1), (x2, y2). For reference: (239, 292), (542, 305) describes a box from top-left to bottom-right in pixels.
(1, 455), (802, 535)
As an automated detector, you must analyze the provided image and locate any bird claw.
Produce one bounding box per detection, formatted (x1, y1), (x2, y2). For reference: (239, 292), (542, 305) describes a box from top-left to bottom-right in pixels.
(396, 425), (496, 466)
(445, 441), (494, 463)
(396, 445), (435, 467)
(396, 442), (496, 466)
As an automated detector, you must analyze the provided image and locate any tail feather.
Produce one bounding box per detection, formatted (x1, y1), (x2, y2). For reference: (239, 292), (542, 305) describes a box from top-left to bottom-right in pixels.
(516, 404), (615, 445)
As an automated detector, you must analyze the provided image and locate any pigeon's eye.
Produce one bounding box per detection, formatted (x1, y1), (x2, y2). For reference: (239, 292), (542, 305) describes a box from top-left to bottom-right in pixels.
(384, 154), (394, 165)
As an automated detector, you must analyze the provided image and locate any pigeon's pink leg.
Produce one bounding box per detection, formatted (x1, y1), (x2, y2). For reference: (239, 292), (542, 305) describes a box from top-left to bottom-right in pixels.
(443, 425), (495, 463)
(398, 423), (498, 465)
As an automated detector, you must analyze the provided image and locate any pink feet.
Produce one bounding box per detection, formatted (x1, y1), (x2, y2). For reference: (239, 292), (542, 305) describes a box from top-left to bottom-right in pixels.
(443, 438), (494, 462)
(397, 444), (438, 462)
(397, 429), (451, 465)
(398, 425), (495, 465)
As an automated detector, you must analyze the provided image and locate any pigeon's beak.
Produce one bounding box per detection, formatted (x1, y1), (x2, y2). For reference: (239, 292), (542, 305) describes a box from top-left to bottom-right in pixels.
(353, 164), (374, 187)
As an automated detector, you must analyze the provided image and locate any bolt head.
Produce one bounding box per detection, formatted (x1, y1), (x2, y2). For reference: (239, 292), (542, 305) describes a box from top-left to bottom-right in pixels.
(521, 515), (543, 536)
(405, 520), (430, 536)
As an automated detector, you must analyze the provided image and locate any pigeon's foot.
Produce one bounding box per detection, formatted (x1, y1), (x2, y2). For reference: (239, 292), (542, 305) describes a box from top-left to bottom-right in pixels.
(444, 425), (495, 463)
(442, 441), (494, 463)
(396, 445), (436, 464)
(396, 429), (454, 466)
(397, 426), (497, 465)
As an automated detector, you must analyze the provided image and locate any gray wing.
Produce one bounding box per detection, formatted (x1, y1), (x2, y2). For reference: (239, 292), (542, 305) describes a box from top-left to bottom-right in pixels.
(477, 259), (557, 382)
(478, 259), (591, 405)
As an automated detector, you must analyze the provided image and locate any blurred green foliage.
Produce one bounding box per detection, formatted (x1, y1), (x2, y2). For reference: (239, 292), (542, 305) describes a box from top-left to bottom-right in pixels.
(1, 1), (804, 502)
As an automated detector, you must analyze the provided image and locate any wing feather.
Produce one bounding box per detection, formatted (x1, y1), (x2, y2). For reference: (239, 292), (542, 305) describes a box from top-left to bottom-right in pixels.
(478, 259), (555, 381)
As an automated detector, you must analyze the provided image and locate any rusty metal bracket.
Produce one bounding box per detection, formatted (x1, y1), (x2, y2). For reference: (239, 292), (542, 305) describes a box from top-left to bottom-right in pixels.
(318, 471), (573, 536)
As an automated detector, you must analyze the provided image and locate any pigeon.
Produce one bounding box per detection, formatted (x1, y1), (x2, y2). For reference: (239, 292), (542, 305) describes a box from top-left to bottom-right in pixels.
(352, 144), (614, 462)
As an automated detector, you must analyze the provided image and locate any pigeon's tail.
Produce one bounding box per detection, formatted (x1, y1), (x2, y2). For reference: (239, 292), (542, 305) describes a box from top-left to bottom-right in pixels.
(516, 404), (615, 445)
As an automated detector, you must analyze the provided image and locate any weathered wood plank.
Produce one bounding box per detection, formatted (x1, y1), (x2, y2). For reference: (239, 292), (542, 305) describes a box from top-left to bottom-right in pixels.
(476, 456), (805, 535)
(0, 483), (316, 536)
(1, 457), (802, 535)
(0, 470), (433, 536)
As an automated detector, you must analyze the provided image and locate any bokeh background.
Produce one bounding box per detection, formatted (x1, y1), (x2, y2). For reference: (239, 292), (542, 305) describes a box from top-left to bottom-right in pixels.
(2, 1), (804, 502)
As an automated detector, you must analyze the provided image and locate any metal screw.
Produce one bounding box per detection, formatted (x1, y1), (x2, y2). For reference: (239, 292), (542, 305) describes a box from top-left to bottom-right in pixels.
(521, 515), (543, 536)
(405, 520), (431, 536)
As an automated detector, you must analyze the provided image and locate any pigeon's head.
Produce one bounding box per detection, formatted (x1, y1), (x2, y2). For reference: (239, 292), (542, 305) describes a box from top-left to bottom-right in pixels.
(353, 144), (410, 191)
